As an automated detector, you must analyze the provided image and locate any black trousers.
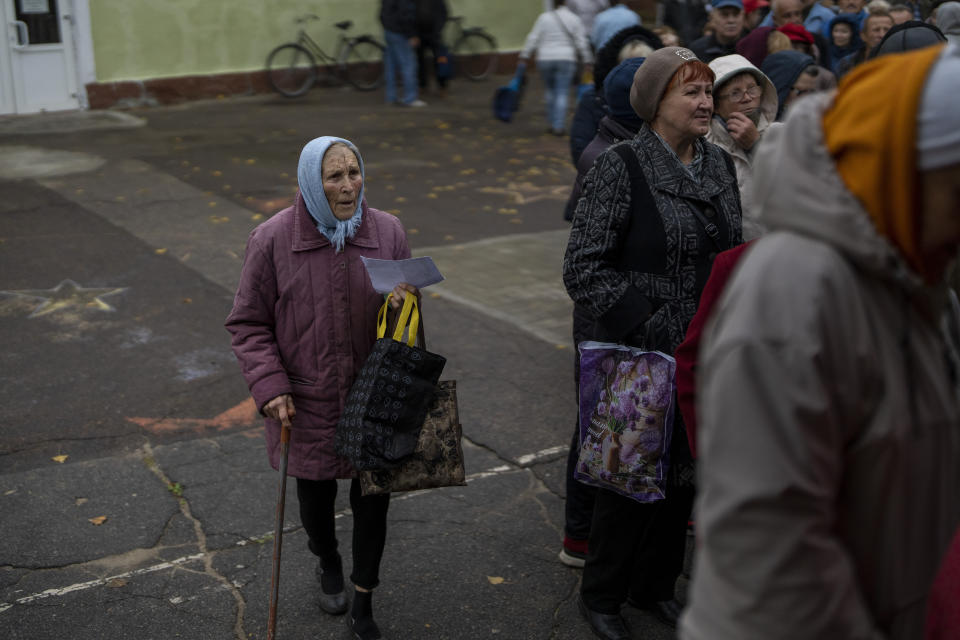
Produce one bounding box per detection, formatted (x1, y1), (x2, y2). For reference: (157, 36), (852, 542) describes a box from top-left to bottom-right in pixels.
(564, 420), (597, 540)
(296, 477), (390, 590)
(580, 482), (694, 614)
(416, 34), (448, 89)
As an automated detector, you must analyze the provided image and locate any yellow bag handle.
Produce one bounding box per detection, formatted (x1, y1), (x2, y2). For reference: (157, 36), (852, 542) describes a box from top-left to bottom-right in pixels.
(376, 291), (418, 347)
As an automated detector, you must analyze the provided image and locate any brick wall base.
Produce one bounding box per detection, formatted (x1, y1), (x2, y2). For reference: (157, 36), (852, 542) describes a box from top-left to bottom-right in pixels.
(85, 52), (521, 109)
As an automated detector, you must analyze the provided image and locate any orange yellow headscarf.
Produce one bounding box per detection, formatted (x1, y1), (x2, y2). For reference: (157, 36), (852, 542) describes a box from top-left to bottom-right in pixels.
(822, 44), (945, 281)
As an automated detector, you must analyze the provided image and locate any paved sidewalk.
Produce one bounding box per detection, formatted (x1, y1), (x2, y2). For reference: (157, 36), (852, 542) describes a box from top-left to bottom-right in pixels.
(0, 75), (681, 639)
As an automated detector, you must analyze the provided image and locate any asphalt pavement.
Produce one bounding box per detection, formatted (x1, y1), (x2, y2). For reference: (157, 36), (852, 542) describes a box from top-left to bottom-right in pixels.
(0, 75), (680, 639)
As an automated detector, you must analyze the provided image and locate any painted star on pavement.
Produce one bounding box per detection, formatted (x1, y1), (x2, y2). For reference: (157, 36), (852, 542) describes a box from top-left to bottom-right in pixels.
(478, 181), (571, 205)
(0, 279), (128, 317)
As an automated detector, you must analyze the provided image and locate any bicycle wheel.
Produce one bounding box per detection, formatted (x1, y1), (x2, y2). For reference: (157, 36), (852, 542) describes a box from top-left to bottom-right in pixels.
(341, 37), (385, 91)
(266, 43), (318, 97)
(453, 31), (497, 81)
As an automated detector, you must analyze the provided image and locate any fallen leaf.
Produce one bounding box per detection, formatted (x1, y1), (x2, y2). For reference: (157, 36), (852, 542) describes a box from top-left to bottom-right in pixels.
(208, 201), (218, 207)
(395, 197), (406, 203)
(252, 214), (264, 221)
(211, 170), (222, 177)
(51, 455), (68, 464)
(5, 489), (17, 496)
(444, 235), (455, 241)
(181, 298), (192, 304)
(155, 248), (167, 255)
(245, 158), (256, 165)
(107, 578), (127, 588)
(487, 576), (504, 585)
(427, 193), (438, 199)
(75, 497), (88, 505)
(89, 516), (107, 526)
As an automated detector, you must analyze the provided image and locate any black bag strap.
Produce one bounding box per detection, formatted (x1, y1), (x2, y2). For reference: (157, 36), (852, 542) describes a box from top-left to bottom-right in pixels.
(688, 203), (723, 250)
(612, 142), (658, 231)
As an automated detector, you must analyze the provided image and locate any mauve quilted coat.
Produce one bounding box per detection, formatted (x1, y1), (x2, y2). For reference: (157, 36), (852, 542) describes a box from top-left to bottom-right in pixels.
(225, 193), (411, 480)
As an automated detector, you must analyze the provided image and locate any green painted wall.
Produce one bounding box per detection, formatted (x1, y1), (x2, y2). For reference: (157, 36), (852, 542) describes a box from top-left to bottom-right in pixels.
(89, 0), (539, 83)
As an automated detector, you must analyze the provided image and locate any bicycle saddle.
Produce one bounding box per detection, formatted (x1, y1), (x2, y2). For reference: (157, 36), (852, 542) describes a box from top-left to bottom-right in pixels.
(335, 20), (352, 30)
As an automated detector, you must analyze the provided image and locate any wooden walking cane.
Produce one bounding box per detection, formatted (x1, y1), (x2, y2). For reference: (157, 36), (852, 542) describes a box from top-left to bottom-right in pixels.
(267, 418), (292, 640)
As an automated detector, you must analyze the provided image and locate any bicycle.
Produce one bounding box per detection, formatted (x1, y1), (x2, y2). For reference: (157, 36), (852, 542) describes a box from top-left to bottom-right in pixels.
(447, 16), (498, 81)
(266, 16), (385, 97)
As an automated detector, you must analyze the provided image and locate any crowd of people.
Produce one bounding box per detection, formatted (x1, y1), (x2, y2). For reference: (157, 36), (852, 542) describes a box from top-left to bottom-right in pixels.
(224, 3), (960, 640)
(554, 1), (960, 639)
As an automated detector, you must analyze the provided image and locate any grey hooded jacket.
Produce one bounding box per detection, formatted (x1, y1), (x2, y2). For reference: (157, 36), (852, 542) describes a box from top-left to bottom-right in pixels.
(680, 93), (960, 640)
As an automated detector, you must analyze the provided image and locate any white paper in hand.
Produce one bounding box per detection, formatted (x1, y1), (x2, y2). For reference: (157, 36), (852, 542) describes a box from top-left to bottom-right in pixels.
(360, 256), (444, 294)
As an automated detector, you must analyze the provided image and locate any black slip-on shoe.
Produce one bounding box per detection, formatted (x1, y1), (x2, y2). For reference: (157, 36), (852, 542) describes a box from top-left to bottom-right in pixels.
(578, 595), (630, 640)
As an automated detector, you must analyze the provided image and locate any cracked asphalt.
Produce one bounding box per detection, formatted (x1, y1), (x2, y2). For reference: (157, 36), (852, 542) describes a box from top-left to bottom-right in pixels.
(0, 76), (678, 639)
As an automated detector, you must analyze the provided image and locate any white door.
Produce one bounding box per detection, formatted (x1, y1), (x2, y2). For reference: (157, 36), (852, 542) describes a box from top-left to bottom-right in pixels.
(1, 0), (79, 114)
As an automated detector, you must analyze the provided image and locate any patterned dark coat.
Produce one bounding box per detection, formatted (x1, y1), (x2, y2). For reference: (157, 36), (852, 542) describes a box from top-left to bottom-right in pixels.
(563, 122), (743, 356)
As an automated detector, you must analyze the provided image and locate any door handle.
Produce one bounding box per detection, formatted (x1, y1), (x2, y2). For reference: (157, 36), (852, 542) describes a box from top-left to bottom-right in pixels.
(11, 20), (29, 49)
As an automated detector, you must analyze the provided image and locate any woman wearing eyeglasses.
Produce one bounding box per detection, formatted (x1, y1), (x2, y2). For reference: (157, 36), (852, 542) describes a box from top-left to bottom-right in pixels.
(707, 54), (780, 237)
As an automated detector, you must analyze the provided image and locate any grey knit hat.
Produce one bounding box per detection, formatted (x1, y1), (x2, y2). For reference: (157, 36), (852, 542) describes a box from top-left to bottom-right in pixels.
(629, 46), (701, 121)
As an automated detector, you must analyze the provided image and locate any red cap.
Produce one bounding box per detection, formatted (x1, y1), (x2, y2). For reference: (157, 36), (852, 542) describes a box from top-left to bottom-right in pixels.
(743, 0), (770, 13)
(777, 22), (815, 43)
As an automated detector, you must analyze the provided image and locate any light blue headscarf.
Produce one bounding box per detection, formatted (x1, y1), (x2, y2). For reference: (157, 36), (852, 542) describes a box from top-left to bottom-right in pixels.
(297, 136), (365, 253)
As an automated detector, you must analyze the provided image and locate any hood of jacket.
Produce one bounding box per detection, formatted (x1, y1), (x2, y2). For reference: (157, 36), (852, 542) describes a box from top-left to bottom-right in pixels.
(750, 91), (922, 290)
(938, 2), (960, 35)
(826, 14), (864, 62)
(709, 54), (779, 123)
(735, 26), (774, 67)
(760, 50), (816, 120)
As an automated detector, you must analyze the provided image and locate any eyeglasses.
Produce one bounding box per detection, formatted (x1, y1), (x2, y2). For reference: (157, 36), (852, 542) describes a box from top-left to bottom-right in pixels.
(718, 85), (762, 102)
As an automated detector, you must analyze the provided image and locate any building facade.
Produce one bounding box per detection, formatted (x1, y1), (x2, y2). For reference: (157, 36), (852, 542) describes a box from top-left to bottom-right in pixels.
(0, 0), (538, 113)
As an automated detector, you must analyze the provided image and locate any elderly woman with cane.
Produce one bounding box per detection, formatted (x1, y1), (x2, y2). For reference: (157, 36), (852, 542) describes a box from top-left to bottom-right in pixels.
(226, 136), (418, 640)
(564, 46), (743, 640)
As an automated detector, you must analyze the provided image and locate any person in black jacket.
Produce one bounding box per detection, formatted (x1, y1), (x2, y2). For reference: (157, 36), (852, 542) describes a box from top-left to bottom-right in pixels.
(689, 0), (749, 62)
(568, 25), (663, 170)
(381, 0), (426, 107)
(415, 0), (449, 93)
(564, 47), (742, 639)
(558, 58), (646, 577)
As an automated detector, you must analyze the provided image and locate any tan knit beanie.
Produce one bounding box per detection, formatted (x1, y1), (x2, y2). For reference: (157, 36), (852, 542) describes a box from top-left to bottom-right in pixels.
(629, 47), (701, 122)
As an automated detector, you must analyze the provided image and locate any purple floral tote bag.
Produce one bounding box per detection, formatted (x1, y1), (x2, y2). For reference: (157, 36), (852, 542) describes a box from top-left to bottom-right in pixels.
(575, 341), (676, 503)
